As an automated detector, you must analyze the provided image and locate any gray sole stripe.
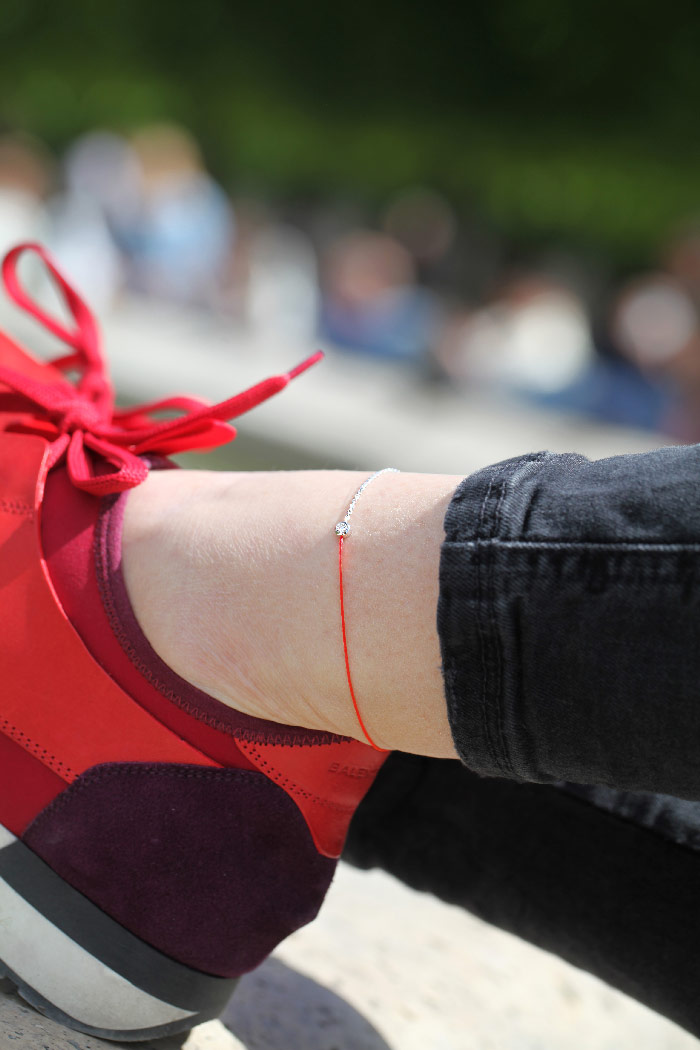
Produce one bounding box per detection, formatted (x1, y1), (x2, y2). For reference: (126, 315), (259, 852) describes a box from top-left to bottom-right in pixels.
(0, 828), (236, 1016)
(1, 962), (204, 1043)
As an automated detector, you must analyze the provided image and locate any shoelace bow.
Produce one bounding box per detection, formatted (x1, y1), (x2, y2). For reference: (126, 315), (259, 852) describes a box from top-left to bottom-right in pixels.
(0, 243), (322, 494)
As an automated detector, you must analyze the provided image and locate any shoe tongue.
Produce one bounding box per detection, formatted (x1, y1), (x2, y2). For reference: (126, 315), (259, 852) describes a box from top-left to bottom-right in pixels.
(42, 462), (105, 619)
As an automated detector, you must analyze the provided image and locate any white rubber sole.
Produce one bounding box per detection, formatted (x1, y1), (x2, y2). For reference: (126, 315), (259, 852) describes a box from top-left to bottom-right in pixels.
(0, 823), (237, 1041)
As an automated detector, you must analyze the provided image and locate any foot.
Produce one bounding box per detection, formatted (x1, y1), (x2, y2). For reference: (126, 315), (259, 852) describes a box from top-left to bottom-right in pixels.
(0, 243), (391, 1042)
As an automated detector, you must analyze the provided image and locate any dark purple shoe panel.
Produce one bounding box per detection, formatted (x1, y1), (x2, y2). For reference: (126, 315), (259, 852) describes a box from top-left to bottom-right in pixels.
(23, 763), (336, 977)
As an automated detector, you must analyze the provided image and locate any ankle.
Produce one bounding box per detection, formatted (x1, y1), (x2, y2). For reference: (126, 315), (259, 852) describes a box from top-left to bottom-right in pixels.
(121, 468), (356, 738)
(122, 467), (461, 758)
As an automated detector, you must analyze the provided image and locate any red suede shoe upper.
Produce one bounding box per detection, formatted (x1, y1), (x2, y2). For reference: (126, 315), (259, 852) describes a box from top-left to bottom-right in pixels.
(0, 433), (219, 813)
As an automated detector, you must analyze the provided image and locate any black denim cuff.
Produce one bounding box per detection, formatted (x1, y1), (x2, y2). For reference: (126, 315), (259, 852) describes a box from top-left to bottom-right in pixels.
(438, 451), (552, 780)
(437, 444), (700, 798)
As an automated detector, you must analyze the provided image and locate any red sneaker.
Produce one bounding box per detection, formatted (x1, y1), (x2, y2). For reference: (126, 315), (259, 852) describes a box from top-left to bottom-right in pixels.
(0, 243), (388, 1041)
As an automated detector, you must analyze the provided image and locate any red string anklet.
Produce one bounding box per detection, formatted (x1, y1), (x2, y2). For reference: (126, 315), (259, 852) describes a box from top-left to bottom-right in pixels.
(335, 468), (399, 752)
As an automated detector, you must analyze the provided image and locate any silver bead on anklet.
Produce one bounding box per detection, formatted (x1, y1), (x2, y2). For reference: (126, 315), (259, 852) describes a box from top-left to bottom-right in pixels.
(334, 467), (399, 539)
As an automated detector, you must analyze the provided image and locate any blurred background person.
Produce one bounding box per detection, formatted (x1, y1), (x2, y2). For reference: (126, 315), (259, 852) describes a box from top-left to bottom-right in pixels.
(610, 275), (700, 441)
(45, 131), (134, 311)
(434, 271), (595, 401)
(320, 230), (440, 362)
(0, 135), (53, 329)
(120, 124), (235, 308)
(0, 134), (52, 254)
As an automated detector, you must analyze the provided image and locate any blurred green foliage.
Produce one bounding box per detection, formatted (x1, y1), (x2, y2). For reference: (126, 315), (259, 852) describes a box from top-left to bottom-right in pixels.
(3, 0), (700, 263)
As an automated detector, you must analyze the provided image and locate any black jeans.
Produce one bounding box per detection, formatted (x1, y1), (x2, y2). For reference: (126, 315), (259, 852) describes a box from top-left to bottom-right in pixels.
(346, 443), (700, 1037)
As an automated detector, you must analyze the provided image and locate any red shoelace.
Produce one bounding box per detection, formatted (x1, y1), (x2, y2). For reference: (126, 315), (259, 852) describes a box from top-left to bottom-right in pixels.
(0, 242), (323, 495)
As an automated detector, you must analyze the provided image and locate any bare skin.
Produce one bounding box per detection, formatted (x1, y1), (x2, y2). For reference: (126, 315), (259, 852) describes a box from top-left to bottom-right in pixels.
(121, 468), (462, 758)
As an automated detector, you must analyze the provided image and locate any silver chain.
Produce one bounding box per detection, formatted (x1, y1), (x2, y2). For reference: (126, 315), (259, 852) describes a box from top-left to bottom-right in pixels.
(335, 468), (400, 538)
